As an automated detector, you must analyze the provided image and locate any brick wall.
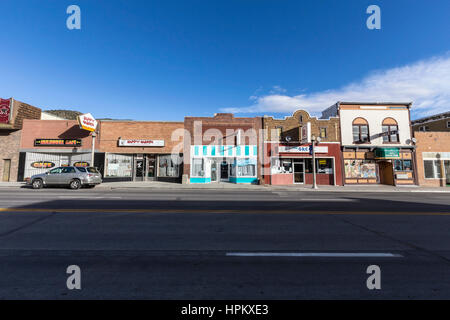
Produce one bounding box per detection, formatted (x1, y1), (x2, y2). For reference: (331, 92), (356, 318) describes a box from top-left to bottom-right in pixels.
(0, 99), (41, 181)
(183, 113), (263, 181)
(263, 110), (340, 142)
(414, 131), (450, 187)
(98, 121), (184, 154)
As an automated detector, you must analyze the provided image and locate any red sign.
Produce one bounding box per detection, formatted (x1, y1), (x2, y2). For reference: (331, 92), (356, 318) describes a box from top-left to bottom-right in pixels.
(0, 98), (11, 124)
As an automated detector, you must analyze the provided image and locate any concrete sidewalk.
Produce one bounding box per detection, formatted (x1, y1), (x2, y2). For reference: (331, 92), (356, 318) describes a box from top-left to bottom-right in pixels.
(1, 181), (449, 192)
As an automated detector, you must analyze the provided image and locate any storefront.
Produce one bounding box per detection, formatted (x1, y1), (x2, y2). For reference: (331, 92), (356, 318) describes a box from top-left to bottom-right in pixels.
(342, 147), (415, 185)
(98, 121), (184, 183)
(189, 145), (258, 184)
(183, 113), (263, 184)
(266, 143), (343, 185)
(19, 120), (98, 180)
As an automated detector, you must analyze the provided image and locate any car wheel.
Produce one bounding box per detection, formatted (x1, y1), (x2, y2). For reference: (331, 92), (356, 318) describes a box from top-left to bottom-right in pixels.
(69, 179), (81, 190)
(32, 179), (43, 189)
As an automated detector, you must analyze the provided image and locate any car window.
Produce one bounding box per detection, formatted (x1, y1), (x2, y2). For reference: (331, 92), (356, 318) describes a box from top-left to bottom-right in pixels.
(49, 167), (63, 174)
(76, 167), (87, 173)
(87, 167), (98, 173)
(62, 167), (76, 173)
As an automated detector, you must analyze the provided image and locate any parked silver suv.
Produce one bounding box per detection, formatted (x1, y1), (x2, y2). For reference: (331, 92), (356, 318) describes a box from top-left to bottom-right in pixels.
(28, 166), (102, 189)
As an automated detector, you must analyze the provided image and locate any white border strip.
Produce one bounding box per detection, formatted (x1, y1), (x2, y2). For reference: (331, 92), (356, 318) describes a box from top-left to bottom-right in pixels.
(226, 252), (402, 257)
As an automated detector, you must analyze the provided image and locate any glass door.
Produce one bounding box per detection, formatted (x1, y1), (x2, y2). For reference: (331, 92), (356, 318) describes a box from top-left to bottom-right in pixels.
(211, 160), (218, 182)
(293, 162), (304, 184)
(220, 160), (229, 181)
(444, 160), (450, 186)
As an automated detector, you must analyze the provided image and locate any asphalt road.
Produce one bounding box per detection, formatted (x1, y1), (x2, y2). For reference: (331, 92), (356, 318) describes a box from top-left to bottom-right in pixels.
(0, 187), (449, 299)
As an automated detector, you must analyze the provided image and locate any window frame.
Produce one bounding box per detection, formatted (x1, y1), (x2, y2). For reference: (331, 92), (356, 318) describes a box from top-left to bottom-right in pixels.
(352, 124), (370, 143)
(382, 124), (400, 143)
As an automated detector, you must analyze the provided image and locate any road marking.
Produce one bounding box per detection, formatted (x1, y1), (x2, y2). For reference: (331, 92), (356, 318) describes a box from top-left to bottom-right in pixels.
(226, 252), (403, 257)
(0, 208), (448, 216)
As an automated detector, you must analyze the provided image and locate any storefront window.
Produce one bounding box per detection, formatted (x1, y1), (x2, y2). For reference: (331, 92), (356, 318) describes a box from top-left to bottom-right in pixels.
(237, 158), (256, 177)
(344, 160), (377, 179)
(106, 154), (132, 177)
(158, 154), (181, 177)
(424, 160), (441, 179)
(317, 159), (333, 174)
(192, 158), (204, 177)
(271, 159), (292, 174)
(394, 160), (412, 171)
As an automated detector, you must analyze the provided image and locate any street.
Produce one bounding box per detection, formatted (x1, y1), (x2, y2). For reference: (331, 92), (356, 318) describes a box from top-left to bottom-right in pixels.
(0, 187), (449, 299)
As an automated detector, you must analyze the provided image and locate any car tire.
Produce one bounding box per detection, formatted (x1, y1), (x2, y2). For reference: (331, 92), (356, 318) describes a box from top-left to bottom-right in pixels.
(69, 179), (81, 190)
(32, 179), (43, 189)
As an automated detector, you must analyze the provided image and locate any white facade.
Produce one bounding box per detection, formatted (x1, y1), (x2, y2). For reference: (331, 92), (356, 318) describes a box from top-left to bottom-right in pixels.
(339, 106), (412, 147)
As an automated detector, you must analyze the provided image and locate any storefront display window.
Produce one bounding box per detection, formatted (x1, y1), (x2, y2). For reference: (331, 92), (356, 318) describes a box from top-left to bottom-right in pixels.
(158, 154), (181, 177)
(271, 159), (292, 174)
(317, 159), (333, 174)
(236, 158), (256, 177)
(106, 154), (132, 177)
(424, 160), (442, 179)
(192, 158), (204, 177)
(394, 160), (412, 171)
(344, 160), (377, 179)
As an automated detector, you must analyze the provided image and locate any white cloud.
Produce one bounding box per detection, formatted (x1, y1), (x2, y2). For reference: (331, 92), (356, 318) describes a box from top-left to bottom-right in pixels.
(222, 53), (450, 119)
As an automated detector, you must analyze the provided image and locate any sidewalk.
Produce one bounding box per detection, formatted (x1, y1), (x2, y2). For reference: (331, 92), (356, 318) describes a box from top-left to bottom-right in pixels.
(1, 181), (449, 192)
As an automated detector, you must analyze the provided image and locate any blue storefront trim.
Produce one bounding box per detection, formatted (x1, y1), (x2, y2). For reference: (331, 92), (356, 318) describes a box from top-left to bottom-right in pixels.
(190, 177), (212, 184)
(229, 177), (258, 184)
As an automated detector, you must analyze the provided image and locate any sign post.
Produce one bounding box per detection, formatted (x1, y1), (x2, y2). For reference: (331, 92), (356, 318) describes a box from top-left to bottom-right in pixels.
(77, 113), (98, 168)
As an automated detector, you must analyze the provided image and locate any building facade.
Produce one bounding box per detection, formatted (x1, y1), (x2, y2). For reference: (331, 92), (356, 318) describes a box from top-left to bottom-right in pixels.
(263, 110), (343, 185)
(0, 98), (41, 182)
(97, 121), (184, 182)
(414, 131), (450, 187)
(183, 113), (262, 184)
(322, 102), (416, 185)
(19, 119), (96, 180)
(412, 111), (450, 132)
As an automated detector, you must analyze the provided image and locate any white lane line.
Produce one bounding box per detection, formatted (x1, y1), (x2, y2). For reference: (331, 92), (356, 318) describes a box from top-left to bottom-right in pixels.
(57, 196), (122, 199)
(226, 252), (403, 257)
(299, 199), (355, 202)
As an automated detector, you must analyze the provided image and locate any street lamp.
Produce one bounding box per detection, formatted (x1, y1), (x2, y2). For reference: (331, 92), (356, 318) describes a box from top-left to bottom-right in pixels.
(311, 135), (321, 189)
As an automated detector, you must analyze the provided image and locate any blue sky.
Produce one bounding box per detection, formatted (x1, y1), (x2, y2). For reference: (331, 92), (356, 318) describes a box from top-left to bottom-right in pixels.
(0, 0), (449, 120)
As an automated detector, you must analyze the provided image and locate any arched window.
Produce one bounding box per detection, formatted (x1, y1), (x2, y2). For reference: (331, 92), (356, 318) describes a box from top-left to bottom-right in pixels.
(382, 118), (399, 143)
(352, 118), (370, 143)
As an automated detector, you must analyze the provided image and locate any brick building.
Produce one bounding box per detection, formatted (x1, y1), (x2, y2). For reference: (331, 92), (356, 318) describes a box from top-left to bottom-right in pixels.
(414, 131), (450, 187)
(263, 109), (343, 185)
(0, 98), (41, 182)
(183, 113), (262, 184)
(19, 119), (95, 180)
(411, 111), (450, 132)
(97, 121), (184, 182)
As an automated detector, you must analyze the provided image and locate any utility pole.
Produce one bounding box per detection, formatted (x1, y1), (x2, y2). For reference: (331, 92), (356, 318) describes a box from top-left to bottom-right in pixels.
(311, 135), (321, 189)
(91, 131), (96, 168)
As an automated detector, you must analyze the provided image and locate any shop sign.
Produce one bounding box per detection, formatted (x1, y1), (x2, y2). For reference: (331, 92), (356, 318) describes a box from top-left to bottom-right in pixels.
(118, 139), (165, 147)
(279, 145), (328, 153)
(73, 161), (90, 167)
(235, 158), (257, 166)
(31, 161), (55, 169)
(0, 98), (11, 124)
(77, 113), (98, 132)
(396, 173), (409, 179)
(375, 148), (400, 159)
(34, 139), (82, 147)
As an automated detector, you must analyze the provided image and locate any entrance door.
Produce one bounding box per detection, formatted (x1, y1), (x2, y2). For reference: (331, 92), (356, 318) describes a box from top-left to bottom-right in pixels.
(211, 160), (218, 182)
(293, 162), (304, 184)
(135, 158), (145, 181)
(2, 159), (11, 182)
(444, 160), (450, 186)
(147, 155), (156, 180)
(220, 161), (229, 181)
(379, 161), (394, 185)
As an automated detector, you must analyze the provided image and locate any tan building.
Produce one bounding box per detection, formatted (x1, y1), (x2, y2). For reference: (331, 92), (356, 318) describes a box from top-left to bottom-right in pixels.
(412, 111), (450, 132)
(414, 131), (450, 187)
(263, 110), (343, 185)
(0, 98), (41, 182)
